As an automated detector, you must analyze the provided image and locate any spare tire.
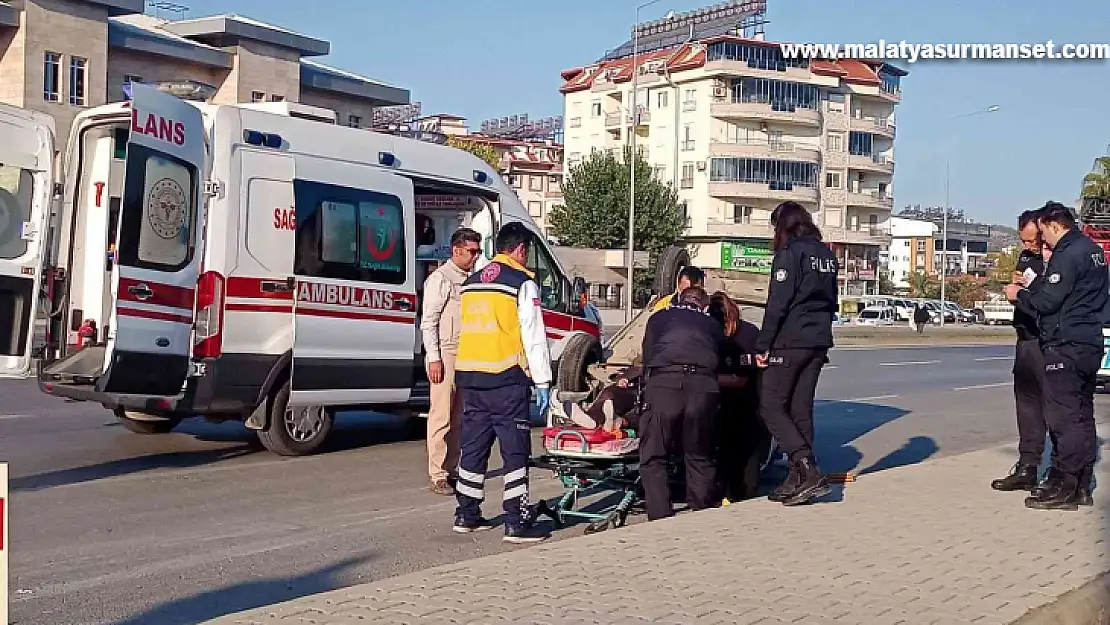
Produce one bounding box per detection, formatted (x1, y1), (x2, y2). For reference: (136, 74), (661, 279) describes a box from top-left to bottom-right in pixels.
(653, 246), (689, 296)
(556, 332), (603, 394)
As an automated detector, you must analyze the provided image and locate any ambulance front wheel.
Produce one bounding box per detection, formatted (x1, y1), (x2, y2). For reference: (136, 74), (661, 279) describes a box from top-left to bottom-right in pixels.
(114, 409), (182, 435)
(258, 380), (335, 456)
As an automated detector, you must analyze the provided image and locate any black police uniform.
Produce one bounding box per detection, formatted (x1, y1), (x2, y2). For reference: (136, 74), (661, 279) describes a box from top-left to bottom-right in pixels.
(992, 251), (1051, 491)
(755, 234), (838, 505)
(716, 319), (772, 502)
(1016, 228), (1109, 508)
(638, 301), (724, 520)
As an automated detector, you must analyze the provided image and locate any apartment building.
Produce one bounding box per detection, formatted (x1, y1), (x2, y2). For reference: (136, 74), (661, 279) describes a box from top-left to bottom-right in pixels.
(886, 217), (937, 289)
(559, 1), (905, 296)
(0, 0), (409, 148)
(898, 206), (992, 277)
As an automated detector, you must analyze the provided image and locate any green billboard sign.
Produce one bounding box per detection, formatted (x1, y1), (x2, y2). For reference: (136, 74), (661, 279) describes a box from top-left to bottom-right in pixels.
(720, 240), (774, 274)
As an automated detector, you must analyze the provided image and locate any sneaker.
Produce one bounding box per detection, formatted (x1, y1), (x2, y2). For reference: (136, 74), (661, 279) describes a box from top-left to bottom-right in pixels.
(452, 515), (494, 534)
(429, 479), (454, 496)
(503, 524), (550, 544)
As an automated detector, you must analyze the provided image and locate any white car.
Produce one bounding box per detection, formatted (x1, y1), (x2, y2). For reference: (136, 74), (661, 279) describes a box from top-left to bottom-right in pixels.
(856, 306), (896, 326)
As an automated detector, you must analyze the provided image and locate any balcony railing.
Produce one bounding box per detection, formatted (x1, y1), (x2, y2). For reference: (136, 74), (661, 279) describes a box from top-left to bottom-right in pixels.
(680, 140), (696, 151)
(709, 96), (822, 126)
(680, 177), (694, 189)
(848, 152), (895, 173)
(705, 218), (774, 238)
(682, 100), (697, 112)
(849, 116), (896, 136)
(569, 117), (582, 128)
(604, 112), (622, 127)
(847, 189), (894, 209)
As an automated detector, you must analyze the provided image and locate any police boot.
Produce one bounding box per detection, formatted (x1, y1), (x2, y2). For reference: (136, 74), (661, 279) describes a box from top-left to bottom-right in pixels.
(782, 456), (832, 507)
(767, 459), (802, 502)
(1030, 467), (1060, 498)
(990, 463), (1039, 492)
(1024, 471), (1080, 511)
(1077, 466), (1095, 507)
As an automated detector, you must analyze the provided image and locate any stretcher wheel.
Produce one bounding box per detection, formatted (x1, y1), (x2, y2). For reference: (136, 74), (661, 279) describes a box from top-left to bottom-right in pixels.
(614, 510), (629, 528)
(584, 519), (610, 535)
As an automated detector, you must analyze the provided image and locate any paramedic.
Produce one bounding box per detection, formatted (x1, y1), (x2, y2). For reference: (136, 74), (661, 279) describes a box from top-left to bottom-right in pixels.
(651, 266), (706, 313)
(452, 222), (553, 544)
(420, 228), (483, 496)
(755, 201), (838, 507)
(709, 291), (770, 502)
(992, 209), (1051, 493)
(639, 286), (724, 520)
(1005, 202), (1107, 510)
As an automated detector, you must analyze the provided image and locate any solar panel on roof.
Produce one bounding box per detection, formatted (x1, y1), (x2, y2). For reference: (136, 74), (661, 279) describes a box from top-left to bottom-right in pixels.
(599, 1), (767, 61)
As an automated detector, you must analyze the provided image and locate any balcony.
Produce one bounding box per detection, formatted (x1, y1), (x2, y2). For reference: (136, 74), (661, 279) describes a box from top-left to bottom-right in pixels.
(710, 98), (821, 127)
(847, 190), (894, 210)
(604, 112), (622, 129)
(682, 100), (697, 112)
(824, 224), (892, 246)
(709, 138), (820, 163)
(680, 139), (696, 152)
(849, 116), (895, 139)
(708, 180), (819, 203)
(848, 153), (895, 174)
(705, 219), (774, 238)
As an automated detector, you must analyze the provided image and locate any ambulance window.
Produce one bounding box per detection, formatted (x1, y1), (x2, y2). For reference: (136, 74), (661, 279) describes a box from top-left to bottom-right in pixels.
(293, 179), (407, 285)
(525, 234), (565, 311)
(0, 165), (33, 260)
(115, 144), (197, 271)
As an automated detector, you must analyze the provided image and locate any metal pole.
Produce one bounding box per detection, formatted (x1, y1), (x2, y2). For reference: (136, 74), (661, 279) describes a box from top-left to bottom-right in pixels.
(939, 156), (949, 327)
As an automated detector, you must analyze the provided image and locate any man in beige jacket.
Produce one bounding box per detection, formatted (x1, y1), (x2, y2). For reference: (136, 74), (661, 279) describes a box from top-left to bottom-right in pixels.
(421, 228), (483, 495)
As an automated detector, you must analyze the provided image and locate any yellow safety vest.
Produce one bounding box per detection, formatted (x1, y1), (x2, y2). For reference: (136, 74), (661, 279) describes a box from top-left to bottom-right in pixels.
(651, 291), (677, 313)
(455, 254), (535, 389)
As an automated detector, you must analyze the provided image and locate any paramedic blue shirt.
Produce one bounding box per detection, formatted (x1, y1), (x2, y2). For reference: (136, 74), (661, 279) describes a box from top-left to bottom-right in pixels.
(1016, 228), (1109, 349)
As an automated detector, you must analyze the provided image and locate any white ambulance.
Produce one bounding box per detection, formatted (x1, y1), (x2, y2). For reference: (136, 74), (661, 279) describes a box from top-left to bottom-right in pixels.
(1, 83), (603, 455)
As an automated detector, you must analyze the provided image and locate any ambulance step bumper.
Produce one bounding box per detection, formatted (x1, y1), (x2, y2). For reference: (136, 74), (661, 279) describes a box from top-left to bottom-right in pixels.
(37, 378), (187, 414)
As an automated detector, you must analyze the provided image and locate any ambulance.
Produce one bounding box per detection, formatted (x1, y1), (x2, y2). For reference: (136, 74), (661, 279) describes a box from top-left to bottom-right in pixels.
(0, 83), (602, 456)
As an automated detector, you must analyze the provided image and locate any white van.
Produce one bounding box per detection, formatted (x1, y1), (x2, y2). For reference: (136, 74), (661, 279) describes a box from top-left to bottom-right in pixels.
(855, 306), (895, 326)
(4, 84), (602, 455)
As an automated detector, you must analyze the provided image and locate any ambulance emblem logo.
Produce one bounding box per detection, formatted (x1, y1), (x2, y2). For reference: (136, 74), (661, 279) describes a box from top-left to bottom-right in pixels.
(774, 269), (788, 282)
(481, 263), (501, 283)
(146, 178), (187, 240)
(1048, 273), (1061, 284)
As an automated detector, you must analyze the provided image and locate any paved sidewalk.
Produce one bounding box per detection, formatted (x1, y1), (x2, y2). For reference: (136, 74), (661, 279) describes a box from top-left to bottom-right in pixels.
(204, 429), (1110, 625)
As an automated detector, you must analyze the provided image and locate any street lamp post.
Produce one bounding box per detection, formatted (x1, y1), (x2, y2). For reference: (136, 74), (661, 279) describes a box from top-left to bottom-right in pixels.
(938, 105), (1000, 327)
(625, 0), (663, 323)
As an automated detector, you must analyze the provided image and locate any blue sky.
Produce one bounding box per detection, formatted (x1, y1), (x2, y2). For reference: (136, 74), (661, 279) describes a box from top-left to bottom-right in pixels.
(174, 0), (1109, 226)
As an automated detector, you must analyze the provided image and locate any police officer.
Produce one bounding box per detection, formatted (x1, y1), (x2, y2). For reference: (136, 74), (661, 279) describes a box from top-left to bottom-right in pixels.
(651, 266), (706, 313)
(1005, 202), (1108, 510)
(755, 201), (838, 507)
(992, 209), (1051, 492)
(639, 286), (724, 520)
(452, 222), (553, 543)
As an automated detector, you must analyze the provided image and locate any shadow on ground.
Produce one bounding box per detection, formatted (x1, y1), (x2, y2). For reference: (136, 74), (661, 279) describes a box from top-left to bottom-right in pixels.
(111, 555), (372, 625)
(812, 400), (939, 475)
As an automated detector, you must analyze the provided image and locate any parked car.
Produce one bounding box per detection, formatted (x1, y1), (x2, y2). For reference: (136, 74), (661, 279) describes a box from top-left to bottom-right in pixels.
(856, 306), (896, 326)
(944, 302), (975, 323)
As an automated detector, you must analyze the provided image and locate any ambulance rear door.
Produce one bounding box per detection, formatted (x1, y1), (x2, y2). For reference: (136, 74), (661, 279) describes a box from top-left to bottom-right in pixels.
(0, 104), (55, 378)
(290, 156), (417, 407)
(97, 83), (206, 396)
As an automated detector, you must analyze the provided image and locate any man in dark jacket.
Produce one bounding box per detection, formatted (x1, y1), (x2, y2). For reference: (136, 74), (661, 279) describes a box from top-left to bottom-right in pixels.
(1005, 202), (1109, 510)
(638, 286), (724, 520)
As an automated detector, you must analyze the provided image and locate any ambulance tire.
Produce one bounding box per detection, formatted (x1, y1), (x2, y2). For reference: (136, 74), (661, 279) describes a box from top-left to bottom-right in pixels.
(114, 409), (182, 435)
(556, 332), (602, 394)
(258, 380), (334, 456)
(653, 246), (689, 296)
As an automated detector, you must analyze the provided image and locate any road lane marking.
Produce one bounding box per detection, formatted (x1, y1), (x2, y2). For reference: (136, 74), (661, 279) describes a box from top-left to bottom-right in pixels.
(0, 415), (31, 420)
(974, 356), (1012, 362)
(952, 382), (1010, 391)
(845, 394), (899, 402)
(879, 360), (940, 366)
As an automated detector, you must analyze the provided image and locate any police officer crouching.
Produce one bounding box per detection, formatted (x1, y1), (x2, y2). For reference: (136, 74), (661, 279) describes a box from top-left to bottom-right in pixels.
(639, 286), (724, 520)
(756, 201), (839, 507)
(452, 222), (554, 542)
(1005, 202), (1108, 510)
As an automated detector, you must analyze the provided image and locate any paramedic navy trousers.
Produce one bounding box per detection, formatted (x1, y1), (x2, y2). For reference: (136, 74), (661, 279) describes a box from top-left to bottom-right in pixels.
(1013, 338), (1051, 467)
(1041, 343), (1101, 476)
(454, 383), (533, 529)
(758, 348), (826, 462)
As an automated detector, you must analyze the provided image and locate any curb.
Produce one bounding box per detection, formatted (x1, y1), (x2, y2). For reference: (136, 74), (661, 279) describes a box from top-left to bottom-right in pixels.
(1011, 572), (1110, 625)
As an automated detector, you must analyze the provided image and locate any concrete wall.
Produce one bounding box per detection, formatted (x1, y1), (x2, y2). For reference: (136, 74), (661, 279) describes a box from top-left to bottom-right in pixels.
(214, 39), (299, 104)
(298, 86), (375, 127)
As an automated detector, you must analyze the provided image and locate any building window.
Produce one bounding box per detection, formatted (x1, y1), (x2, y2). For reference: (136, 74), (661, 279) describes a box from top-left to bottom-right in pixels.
(848, 132), (874, 156)
(527, 201), (543, 217)
(529, 175), (543, 192)
(591, 101), (602, 117)
(709, 157), (818, 188)
(827, 134), (843, 151)
(680, 163), (694, 189)
(270, 94), (285, 102)
(251, 91), (266, 103)
(826, 92), (845, 112)
(656, 90), (668, 108)
(511, 174), (523, 188)
(348, 115), (361, 128)
(43, 53), (61, 102)
(825, 172), (842, 189)
(653, 164), (666, 181)
(681, 124), (695, 151)
(916, 240), (926, 252)
(706, 41), (809, 70)
(731, 204), (753, 224)
(68, 56), (87, 106)
(727, 77), (819, 110)
(683, 89), (697, 108)
(548, 176), (561, 193)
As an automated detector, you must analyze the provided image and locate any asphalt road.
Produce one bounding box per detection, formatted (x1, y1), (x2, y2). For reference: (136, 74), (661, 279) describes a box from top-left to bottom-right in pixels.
(2, 343), (1103, 625)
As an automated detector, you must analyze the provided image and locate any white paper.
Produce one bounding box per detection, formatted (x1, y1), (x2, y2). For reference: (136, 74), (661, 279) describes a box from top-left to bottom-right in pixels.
(1023, 267), (1038, 285)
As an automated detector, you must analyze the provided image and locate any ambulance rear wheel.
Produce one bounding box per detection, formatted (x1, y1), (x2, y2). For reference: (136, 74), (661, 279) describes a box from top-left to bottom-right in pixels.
(258, 380), (334, 456)
(114, 409), (182, 435)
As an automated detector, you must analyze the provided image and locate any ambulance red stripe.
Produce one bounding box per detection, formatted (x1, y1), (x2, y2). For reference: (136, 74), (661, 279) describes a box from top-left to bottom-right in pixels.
(117, 306), (193, 325)
(117, 277), (195, 311)
(294, 307), (414, 324)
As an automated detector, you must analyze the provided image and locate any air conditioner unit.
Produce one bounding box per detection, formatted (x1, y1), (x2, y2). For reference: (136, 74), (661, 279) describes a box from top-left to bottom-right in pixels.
(712, 85), (726, 98)
(696, 161), (707, 171)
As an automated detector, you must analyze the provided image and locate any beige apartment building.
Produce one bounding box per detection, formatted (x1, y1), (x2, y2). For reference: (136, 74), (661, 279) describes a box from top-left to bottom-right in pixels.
(560, 2), (906, 297)
(0, 0), (409, 148)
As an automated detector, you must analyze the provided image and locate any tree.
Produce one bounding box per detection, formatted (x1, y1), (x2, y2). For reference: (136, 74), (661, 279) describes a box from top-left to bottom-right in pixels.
(944, 274), (988, 309)
(447, 137), (501, 170)
(1081, 156), (1110, 199)
(877, 270), (895, 295)
(987, 247), (1020, 286)
(907, 271), (939, 299)
(549, 147), (686, 285)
